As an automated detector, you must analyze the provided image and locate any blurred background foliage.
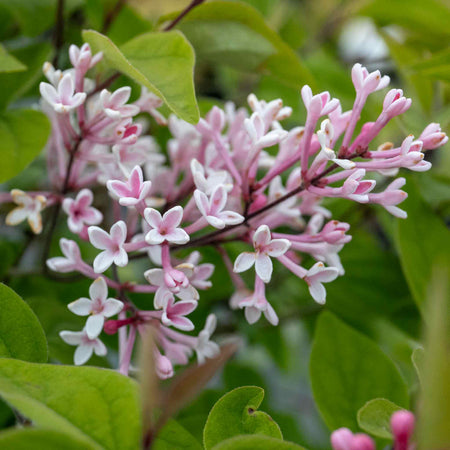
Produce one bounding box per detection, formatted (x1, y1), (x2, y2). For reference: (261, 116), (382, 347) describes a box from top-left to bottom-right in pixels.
(0, 0), (449, 448)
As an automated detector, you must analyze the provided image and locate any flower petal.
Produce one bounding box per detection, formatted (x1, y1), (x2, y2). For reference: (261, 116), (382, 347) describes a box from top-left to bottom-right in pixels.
(233, 252), (256, 273)
(89, 277), (108, 302)
(68, 297), (92, 316)
(86, 315), (105, 339)
(103, 298), (124, 317)
(74, 344), (94, 365)
(255, 254), (273, 283)
(93, 250), (114, 273)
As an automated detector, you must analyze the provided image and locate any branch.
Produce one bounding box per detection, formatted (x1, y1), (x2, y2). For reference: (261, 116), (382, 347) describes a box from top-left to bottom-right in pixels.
(102, 0), (127, 33)
(163, 0), (205, 31)
(52, 0), (65, 66)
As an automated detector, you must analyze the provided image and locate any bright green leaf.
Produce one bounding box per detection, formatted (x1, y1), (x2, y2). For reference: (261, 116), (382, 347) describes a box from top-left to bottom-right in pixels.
(203, 386), (282, 449)
(153, 419), (203, 450)
(83, 29), (199, 123)
(0, 358), (142, 450)
(0, 109), (50, 183)
(177, 1), (314, 88)
(0, 428), (96, 450)
(357, 398), (403, 439)
(0, 284), (47, 363)
(0, 45), (26, 73)
(211, 435), (306, 450)
(394, 179), (450, 314)
(310, 312), (409, 431)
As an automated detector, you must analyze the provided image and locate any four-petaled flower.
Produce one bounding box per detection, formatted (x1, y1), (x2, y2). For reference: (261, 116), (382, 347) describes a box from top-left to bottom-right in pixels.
(195, 314), (220, 365)
(144, 206), (189, 245)
(107, 165), (152, 207)
(6, 189), (47, 234)
(62, 189), (103, 233)
(47, 238), (82, 273)
(40, 73), (86, 113)
(304, 261), (339, 304)
(234, 225), (291, 283)
(60, 328), (107, 365)
(160, 291), (197, 331)
(88, 221), (128, 273)
(194, 185), (244, 229)
(68, 277), (123, 338)
(100, 87), (139, 119)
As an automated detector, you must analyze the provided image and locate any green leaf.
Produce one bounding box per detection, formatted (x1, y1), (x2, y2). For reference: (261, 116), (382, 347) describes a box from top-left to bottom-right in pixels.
(0, 41), (53, 110)
(394, 179), (450, 314)
(83, 29), (199, 123)
(310, 312), (409, 431)
(0, 428), (96, 450)
(357, 398), (403, 439)
(203, 386), (282, 450)
(0, 45), (26, 73)
(153, 419), (203, 450)
(0, 109), (50, 183)
(359, 0), (450, 43)
(211, 435), (306, 450)
(411, 347), (425, 385)
(0, 0), (83, 37)
(177, 1), (314, 88)
(0, 358), (142, 450)
(0, 284), (47, 363)
(409, 47), (450, 82)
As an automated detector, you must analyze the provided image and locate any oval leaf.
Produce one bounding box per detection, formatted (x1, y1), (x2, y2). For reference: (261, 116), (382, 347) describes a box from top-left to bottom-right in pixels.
(0, 109), (50, 183)
(0, 284), (47, 363)
(211, 435), (306, 450)
(357, 398), (403, 439)
(310, 311), (409, 431)
(0, 45), (26, 73)
(177, 1), (314, 88)
(0, 358), (141, 450)
(203, 386), (282, 449)
(82, 29), (199, 124)
(0, 428), (95, 450)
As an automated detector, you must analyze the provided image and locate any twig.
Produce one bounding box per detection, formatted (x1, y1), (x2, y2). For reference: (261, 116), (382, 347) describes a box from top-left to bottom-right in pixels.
(163, 0), (205, 31)
(102, 0), (127, 33)
(87, 72), (121, 98)
(52, 0), (65, 67)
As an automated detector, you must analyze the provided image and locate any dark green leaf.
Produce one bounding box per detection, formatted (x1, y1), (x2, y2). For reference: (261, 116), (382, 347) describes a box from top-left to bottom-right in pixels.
(0, 109), (50, 183)
(177, 1), (314, 88)
(83, 29), (199, 123)
(310, 312), (409, 431)
(153, 419), (202, 450)
(0, 358), (141, 450)
(0, 284), (47, 363)
(203, 386), (282, 449)
(394, 179), (450, 314)
(357, 398), (403, 439)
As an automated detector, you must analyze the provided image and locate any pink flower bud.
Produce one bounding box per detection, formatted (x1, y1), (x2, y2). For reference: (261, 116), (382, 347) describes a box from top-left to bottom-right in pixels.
(350, 434), (375, 450)
(156, 354), (174, 379)
(391, 410), (415, 450)
(331, 427), (354, 450)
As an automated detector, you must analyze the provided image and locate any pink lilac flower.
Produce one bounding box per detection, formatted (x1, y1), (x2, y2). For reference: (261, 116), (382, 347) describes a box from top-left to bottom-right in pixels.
(135, 87), (167, 125)
(40, 73), (86, 113)
(69, 43), (102, 73)
(62, 188), (102, 233)
(88, 220), (128, 273)
(144, 206), (189, 245)
(6, 189), (46, 234)
(46, 238), (83, 273)
(160, 291), (197, 331)
(304, 261), (339, 304)
(107, 165), (152, 207)
(391, 410), (415, 450)
(234, 225), (291, 283)
(155, 352), (174, 379)
(100, 86), (139, 119)
(195, 314), (220, 364)
(190, 159), (233, 194)
(68, 277), (124, 338)
(331, 428), (375, 450)
(368, 177), (408, 218)
(59, 328), (107, 365)
(194, 185), (244, 229)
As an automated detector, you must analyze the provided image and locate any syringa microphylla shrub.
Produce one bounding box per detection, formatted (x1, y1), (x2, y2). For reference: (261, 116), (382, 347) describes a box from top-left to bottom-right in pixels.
(2, 42), (447, 381)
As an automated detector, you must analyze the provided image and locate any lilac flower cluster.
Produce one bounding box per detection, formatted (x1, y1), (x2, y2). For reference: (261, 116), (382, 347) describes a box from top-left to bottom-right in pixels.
(3, 43), (447, 377)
